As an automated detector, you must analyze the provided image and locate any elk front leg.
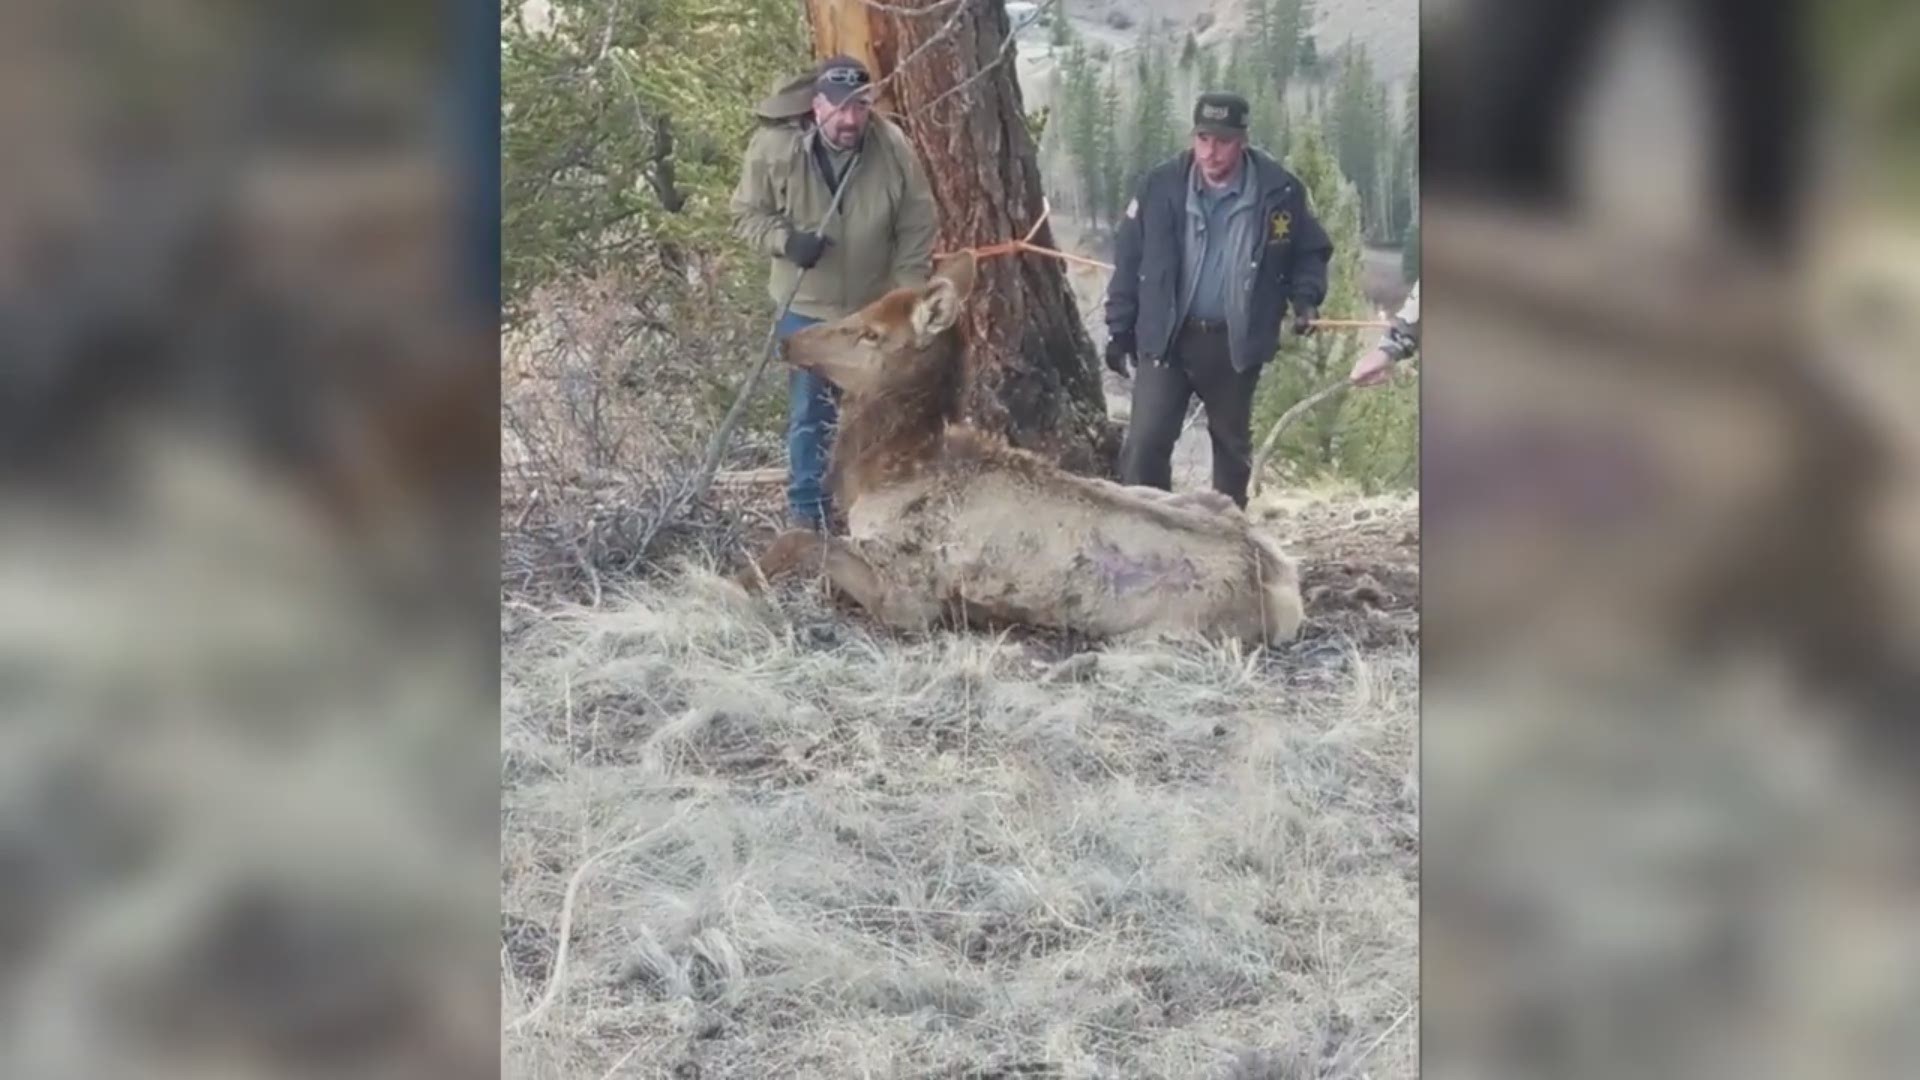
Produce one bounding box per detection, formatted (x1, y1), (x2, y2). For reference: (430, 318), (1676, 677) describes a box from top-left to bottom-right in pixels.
(737, 528), (825, 592)
(741, 530), (940, 632)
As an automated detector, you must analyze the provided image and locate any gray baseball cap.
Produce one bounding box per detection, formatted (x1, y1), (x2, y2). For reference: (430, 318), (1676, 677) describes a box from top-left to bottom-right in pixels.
(814, 55), (874, 104)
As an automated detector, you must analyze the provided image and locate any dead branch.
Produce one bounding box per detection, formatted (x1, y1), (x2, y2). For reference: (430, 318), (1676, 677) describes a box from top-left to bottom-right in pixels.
(1248, 378), (1348, 498)
(912, 0), (1063, 119)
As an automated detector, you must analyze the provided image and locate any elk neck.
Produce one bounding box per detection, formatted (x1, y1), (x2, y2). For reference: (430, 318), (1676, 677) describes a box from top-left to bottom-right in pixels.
(828, 328), (966, 502)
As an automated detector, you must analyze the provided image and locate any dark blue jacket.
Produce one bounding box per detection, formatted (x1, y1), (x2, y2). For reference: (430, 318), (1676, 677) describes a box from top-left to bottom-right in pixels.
(1104, 148), (1334, 372)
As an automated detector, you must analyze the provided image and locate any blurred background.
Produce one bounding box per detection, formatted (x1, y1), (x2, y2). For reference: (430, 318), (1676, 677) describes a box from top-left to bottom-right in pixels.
(1420, 0), (1920, 1077)
(0, 1), (499, 1077)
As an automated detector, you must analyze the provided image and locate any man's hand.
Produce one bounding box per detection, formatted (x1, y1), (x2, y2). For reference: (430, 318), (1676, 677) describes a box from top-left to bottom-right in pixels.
(1349, 346), (1394, 387)
(1353, 324), (1417, 386)
(1292, 303), (1319, 337)
(1104, 333), (1136, 377)
(783, 229), (833, 269)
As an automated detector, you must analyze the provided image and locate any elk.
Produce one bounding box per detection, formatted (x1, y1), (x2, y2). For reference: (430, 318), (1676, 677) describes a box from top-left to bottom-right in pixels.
(740, 251), (1305, 648)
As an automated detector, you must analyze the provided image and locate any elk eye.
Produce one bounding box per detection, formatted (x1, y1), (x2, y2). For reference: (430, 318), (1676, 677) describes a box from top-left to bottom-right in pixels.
(861, 329), (882, 344)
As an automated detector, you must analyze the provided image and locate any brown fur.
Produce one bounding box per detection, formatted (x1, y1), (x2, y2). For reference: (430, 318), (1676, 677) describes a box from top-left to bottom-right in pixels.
(826, 318), (965, 507)
(748, 251), (1304, 647)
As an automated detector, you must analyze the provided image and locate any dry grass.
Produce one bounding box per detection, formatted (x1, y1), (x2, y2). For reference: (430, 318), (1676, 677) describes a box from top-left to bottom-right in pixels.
(500, 514), (1418, 1079)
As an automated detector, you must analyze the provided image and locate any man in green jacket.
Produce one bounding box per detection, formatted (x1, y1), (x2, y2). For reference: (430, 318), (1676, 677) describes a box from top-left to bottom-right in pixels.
(730, 55), (940, 531)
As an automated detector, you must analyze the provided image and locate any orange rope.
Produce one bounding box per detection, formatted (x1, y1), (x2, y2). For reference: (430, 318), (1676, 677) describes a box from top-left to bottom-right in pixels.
(937, 201), (1392, 330)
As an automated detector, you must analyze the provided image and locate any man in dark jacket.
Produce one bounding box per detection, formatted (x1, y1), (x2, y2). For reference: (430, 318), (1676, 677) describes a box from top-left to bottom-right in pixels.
(1104, 92), (1335, 507)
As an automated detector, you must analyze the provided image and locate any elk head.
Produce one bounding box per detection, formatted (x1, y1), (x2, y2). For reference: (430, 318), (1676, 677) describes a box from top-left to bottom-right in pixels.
(781, 250), (976, 403)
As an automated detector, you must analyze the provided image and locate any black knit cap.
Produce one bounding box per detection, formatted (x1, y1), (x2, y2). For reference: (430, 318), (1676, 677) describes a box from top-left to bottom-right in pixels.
(1192, 91), (1251, 136)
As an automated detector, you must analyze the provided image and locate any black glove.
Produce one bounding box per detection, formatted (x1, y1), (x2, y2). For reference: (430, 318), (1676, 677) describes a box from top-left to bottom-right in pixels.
(1292, 303), (1319, 337)
(1104, 332), (1136, 376)
(784, 229), (833, 269)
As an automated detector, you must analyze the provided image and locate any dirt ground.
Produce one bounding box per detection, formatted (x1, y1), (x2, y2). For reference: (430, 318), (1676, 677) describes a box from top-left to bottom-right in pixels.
(1253, 490), (1418, 647)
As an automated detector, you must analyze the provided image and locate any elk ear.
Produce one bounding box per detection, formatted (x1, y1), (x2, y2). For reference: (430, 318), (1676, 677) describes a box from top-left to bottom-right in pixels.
(932, 249), (978, 299)
(912, 275), (964, 342)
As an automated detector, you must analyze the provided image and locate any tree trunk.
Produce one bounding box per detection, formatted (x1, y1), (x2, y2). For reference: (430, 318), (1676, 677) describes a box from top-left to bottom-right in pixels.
(805, 0), (1120, 476)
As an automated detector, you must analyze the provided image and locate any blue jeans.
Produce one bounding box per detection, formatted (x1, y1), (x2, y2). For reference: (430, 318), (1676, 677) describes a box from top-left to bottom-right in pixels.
(776, 311), (840, 528)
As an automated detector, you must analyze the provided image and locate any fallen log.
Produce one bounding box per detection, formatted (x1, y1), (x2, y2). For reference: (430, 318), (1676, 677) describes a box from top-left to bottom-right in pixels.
(711, 468), (787, 487)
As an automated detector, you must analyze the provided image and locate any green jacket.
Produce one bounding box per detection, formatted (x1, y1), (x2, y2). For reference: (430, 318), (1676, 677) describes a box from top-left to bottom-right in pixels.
(729, 116), (939, 320)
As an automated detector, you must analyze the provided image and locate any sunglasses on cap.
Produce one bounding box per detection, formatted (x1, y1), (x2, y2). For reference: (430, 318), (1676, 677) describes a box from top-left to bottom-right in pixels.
(819, 67), (871, 87)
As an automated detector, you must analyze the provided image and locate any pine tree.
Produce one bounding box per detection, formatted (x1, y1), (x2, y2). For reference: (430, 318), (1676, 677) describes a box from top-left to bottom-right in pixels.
(1196, 43), (1221, 93)
(1097, 73), (1126, 224)
(1042, 17), (1084, 170)
(1049, 7), (1072, 49)
(1273, 121), (1364, 385)
(1270, 0), (1306, 90)
(1395, 76), (1418, 243)
(1298, 32), (1319, 75)
(1250, 78), (1288, 161)
(1059, 41), (1105, 225)
(1127, 39), (1179, 195)
(1224, 35), (1253, 102)
(1374, 125), (1395, 244)
(1370, 76), (1395, 242)
(1401, 76), (1419, 169)
(1250, 120), (1415, 492)
(1328, 42), (1384, 240)
(501, 0), (808, 320)
(1246, 0), (1274, 78)
(1296, 0), (1318, 72)
(1126, 43), (1151, 195)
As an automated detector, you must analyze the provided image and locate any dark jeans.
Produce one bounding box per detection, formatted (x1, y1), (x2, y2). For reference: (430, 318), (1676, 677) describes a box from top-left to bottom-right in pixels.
(1119, 321), (1263, 507)
(776, 310), (840, 528)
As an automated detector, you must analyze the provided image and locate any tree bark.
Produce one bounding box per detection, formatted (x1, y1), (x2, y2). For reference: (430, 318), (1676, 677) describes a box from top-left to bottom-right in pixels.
(805, 0), (1119, 476)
